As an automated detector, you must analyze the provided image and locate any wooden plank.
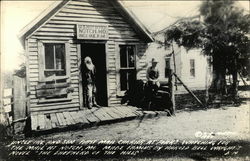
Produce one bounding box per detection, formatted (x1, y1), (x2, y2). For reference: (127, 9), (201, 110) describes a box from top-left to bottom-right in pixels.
(36, 88), (68, 98)
(68, 111), (79, 124)
(44, 24), (75, 29)
(55, 113), (63, 126)
(3, 105), (12, 113)
(107, 108), (123, 119)
(59, 8), (119, 17)
(13, 76), (26, 134)
(29, 51), (38, 56)
(31, 107), (80, 115)
(62, 112), (72, 125)
(36, 82), (70, 90)
(50, 113), (59, 128)
(32, 36), (71, 40)
(56, 113), (66, 126)
(39, 27), (74, 33)
(56, 12), (123, 21)
(28, 39), (37, 43)
(48, 20), (131, 28)
(31, 103), (79, 112)
(28, 48), (38, 52)
(77, 111), (90, 124)
(38, 98), (72, 104)
(34, 32), (74, 37)
(109, 107), (127, 118)
(29, 77), (39, 82)
(39, 76), (69, 82)
(91, 109), (106, 121)
(126, 106), (143, 116)
(37, 114), (46, 130)
(74, 111), (85, 123)
(122, 107), (138, 117)
(83, 110), (100, 123)
(31, 115), (38, 131)
(33, 101), (77, 108)
(101, 107), (120, 119)
(65, 5), (117, 13)
(3, 98), (11, 106)
(70, 111), (82, 124)
(29, 73), (38, 77)
(3, 89), (12, 97)
(101, 107), (122, 120)
(59, 112), (68, 126)
(112, 106), (130, 117)
(68, 0), (110, 7)
(63, 112), (74, 125)
(44, 115), (52, 130)
(114, 106), (135, 117)
(121, 106), (137, 114)
(92, 108), (113, 121)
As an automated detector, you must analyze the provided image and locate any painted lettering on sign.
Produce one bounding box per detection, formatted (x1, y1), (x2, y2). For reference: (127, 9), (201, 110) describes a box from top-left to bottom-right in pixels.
(77, 23), (109, 40)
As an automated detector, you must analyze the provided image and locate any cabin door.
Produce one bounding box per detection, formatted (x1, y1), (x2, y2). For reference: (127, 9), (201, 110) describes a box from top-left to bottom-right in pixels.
(81, 43), (108, 107)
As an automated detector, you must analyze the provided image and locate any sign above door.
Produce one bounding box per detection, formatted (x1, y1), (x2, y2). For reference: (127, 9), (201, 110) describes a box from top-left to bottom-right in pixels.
(76, 23), (109, 40)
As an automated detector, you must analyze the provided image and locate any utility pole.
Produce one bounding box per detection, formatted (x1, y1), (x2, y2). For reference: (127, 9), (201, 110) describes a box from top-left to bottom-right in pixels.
(171, 43), (178, 90)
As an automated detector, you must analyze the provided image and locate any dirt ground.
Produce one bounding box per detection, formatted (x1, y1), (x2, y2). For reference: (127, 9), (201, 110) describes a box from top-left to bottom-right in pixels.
(37, 99), (249, 142)
(3, 91), (249, 161)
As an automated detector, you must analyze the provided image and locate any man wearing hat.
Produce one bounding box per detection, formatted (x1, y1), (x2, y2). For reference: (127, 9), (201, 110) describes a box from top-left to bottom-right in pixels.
(146, 58), (160, 88)
(146, 58), (160, 106)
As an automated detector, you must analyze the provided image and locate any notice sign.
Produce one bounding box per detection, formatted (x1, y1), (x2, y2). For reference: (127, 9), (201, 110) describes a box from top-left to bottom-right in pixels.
(77, 23), (109, 40)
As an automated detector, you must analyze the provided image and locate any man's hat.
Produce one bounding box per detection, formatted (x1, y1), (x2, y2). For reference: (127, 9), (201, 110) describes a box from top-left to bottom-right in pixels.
(151, 58), (158, 63)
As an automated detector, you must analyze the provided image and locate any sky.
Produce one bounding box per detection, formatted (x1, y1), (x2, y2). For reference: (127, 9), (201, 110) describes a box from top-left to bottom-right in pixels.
(1, 1), (249, 72)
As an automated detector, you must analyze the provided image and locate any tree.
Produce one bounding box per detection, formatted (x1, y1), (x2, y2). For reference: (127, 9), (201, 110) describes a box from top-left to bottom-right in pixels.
(162, 0), (250, 101)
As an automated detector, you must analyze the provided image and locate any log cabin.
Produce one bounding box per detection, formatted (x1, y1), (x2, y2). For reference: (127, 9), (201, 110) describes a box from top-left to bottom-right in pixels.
(18, 0), (154, 116)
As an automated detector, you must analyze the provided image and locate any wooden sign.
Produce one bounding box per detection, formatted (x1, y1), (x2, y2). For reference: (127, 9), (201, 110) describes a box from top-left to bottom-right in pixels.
(77, 23), (109, 40)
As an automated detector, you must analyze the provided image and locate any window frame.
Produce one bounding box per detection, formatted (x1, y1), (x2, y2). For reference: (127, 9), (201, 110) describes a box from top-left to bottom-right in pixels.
(116, 43), (138, 96)
(38, 40), (71, 82)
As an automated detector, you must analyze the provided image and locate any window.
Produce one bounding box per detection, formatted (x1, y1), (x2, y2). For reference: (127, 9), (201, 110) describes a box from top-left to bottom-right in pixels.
(165, 57), (171, 78)
(190, 59), (195, 77)
(44, 44), (66, 77)
(119, 45), (136, 91)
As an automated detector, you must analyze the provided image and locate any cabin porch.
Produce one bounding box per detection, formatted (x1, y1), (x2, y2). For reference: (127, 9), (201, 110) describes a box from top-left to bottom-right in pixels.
(30, 106), (169, 134)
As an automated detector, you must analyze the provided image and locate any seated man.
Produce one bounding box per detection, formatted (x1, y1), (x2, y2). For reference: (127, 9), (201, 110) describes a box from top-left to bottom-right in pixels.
(145, 58), (160, 109)
(146, 58), (160, 91)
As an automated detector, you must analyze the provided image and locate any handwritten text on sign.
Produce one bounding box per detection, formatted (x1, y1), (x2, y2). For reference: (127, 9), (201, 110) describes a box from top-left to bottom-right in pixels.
(77, 23), (109, 40)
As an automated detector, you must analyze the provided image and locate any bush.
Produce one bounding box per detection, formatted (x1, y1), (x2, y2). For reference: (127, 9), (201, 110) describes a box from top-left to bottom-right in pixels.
(14, 63), (26, 78)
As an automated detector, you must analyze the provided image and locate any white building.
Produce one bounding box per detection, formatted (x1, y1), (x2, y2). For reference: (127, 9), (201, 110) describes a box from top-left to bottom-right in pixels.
(145, 30), (213, 93)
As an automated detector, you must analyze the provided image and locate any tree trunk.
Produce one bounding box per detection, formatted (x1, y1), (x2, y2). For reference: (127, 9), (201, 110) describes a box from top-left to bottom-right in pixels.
(209, 54), (227, 101)
(231, 57), (239, 100)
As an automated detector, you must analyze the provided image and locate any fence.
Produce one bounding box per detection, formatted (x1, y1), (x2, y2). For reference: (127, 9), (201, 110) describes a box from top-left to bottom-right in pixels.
(0, 76), (27, 136)
(1, 88), (13, 125)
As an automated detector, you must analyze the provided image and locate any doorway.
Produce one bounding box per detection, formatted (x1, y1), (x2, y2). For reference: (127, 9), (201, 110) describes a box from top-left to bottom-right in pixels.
(81, 43), (108, 107)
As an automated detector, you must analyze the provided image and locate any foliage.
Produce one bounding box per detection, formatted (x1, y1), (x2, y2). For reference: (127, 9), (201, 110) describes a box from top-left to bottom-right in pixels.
(164, 0), (250, 61)
(14, 63), (26, 78)
(161, 0), (250, 99)
(162, 0), (250, 97)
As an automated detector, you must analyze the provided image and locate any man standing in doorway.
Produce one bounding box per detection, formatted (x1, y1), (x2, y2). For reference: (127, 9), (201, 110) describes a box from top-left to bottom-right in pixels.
(82, 56), (100, 109)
